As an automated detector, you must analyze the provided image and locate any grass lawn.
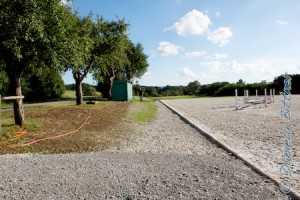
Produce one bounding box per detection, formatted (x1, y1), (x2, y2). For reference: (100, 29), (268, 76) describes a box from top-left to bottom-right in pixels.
(61, 90), (76, 99)
(130, 97), (157, 122)
(147, 95), (202, 101)
(61, 90), (102, 99)
(0, 98), (157, 155)
(132, 95), (202, 102)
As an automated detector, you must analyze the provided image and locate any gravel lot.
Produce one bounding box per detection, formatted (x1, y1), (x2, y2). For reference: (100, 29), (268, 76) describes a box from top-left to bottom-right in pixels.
(0, 101), (289, 199)
(162, 95), (300, 196)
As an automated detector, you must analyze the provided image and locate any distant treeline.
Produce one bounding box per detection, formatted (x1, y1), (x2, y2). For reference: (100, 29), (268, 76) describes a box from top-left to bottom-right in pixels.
(134, 74), (300, 97)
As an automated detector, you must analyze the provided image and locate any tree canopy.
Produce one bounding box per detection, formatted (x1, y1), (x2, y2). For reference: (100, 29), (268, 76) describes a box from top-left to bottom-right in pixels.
(0, 0), (71, 125)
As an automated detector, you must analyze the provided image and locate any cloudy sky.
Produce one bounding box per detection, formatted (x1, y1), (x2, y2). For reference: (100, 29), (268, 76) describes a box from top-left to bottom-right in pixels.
(63, 0), (300, 86)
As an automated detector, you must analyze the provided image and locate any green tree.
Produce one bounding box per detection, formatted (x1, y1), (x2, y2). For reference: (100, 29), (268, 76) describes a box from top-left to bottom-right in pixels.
(124, 41), (149, 82)
(82, 83), (97, 96)
(0, 0), (70, 125)
(186, 81), (201, 95)
(22, 68), (65, 102)
(67, 14), (128, 103)
(0, 66), (9, 95)
(95, 32), (129, 99)
(271, 74), (300, 94)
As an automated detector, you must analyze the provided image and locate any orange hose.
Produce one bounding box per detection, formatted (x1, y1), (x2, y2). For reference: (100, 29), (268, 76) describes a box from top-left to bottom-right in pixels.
(0, 128), (27, 146)
(8, 108), (92, 148)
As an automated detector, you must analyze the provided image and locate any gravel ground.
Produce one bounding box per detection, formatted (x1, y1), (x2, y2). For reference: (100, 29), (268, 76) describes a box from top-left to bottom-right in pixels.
(162, 95), (300, 195)
(0, 101), (289, 199)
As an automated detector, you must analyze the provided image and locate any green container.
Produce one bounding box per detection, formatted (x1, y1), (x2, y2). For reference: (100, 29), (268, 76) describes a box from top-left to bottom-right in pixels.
(112, 80), (133, 101)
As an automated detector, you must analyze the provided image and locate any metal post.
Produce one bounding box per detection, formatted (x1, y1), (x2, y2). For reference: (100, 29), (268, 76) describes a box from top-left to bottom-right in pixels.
(270, 88), (272, 104)
(235, 89), (238, 110)
(264, 88), (267, 107)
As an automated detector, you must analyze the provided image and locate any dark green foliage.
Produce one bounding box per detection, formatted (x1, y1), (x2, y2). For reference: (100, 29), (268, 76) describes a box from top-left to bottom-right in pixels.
(0, 68), (9, 95)
(270, 74), (300, 94)
(65, 84), (76, 91)
(123, 42), (149, 81)
(22, 68), (65, 102)
(82, 83), (97, 96)
(97, 79), (110, 99)
(186, 81), (201, 95)
(145, 87), (159, 97)
(200, 82), (230, 96)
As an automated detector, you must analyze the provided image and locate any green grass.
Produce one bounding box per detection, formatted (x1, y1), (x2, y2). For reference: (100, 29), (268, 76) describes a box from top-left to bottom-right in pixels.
(62, 90), (102, 99)
(133, 95), (202, 101)
(130, 99), (157, 122)
(61, 90), (76, 99)
(0, 101), (13, 107)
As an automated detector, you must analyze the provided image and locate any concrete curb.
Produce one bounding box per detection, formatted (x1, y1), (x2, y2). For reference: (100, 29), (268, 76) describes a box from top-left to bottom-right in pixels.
(160, 100), (300, 200)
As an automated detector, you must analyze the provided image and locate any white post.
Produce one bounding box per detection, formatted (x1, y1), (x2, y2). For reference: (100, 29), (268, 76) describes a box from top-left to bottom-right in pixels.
(270, 88), (272, 104)
(235, 89), (238, 110)
(264, 88), (267, 107)
(273, 89), (275, 103)
(256, 89), (258, 97)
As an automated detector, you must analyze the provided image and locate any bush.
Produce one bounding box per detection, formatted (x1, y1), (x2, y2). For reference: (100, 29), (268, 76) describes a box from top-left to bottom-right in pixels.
(82, 83), (98, 96)
(22, 68), (65, 102)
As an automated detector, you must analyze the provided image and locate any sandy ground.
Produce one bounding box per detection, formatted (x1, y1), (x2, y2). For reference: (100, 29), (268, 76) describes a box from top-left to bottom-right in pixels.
(162, 95), (300, 194)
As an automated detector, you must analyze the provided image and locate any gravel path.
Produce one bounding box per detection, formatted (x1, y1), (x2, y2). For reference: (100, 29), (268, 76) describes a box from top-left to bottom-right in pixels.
(0, 101), (288, 199)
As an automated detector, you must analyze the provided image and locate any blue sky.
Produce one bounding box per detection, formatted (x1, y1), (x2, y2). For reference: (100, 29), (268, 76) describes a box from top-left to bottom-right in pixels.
(63, 0), (300, 86)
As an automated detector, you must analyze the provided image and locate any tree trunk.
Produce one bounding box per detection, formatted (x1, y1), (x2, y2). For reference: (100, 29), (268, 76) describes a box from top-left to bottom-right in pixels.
(108, 76), (114, 100)
(108, 68), (116, 100)
(75, 79), (83, 105)
(12, 76), (25, 126)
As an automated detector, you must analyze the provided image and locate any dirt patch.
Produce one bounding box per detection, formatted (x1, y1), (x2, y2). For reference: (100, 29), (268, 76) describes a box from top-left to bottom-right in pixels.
(0, 102), (135, 154)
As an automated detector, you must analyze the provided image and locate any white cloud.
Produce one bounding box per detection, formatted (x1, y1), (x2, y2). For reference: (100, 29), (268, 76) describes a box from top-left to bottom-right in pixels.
(276, 20), (289, 25)
(179, 67), (198, 79)
(166, 9), (211, 36)
(228, 60), (245, 74)
(157, 41), (181, 56)
(200, 61), (222, 71)
(207, 27), (233, 46)
(198, 73), (221, 84)
(207, 53), (227, 59)
(185, 51), (207, 58)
